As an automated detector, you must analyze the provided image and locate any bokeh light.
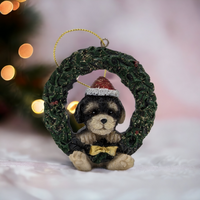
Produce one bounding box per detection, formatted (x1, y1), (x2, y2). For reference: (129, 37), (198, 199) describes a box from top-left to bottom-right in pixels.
(67, 101), (79, 114)
(1, 65), (16, 81)
(0, 1), (13, 15)
(18, 43), (33, 59)
(16, 0), (26, 2)
(31, 99), (44, 114)
(12, 1), (20, 11)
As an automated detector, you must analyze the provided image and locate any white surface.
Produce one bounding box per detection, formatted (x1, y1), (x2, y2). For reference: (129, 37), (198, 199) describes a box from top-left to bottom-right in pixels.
(0, 119), (200, 200)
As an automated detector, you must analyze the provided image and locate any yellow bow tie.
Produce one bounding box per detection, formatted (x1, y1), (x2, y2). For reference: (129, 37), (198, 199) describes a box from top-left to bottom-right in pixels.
(89, 145), (118, 156)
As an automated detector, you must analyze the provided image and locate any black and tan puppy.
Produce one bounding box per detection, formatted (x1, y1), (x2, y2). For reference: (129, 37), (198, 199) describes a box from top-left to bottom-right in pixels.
(69, 95), (134, 171)
(75, 95), (125, 138)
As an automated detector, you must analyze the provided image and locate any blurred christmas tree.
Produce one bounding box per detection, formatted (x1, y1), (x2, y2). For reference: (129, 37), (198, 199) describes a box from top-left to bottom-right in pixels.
(0, 0), (54, 130)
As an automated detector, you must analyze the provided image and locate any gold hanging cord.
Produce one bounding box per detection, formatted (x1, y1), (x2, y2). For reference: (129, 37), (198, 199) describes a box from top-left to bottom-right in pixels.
(53, 29), (109, 87)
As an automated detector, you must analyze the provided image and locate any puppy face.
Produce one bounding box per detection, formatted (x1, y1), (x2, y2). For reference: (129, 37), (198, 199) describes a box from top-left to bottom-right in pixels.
(74, 96), (125, 135)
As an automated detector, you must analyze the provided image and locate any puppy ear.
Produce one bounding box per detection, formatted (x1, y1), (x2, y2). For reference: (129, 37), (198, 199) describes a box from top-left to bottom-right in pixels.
(119, 107), (126, 124)
(74, 101), (84, 123)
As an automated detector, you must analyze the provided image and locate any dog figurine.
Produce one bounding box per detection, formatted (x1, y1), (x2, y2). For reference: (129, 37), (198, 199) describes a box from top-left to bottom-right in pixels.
(69, 76), (134, 171)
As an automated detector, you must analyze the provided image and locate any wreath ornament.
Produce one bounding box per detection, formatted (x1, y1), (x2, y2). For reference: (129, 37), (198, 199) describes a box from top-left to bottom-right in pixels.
(43, 29), (157, 165)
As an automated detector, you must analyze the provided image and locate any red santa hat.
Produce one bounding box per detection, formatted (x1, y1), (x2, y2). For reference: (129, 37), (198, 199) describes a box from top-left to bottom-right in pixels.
(85, 76), (119, 97)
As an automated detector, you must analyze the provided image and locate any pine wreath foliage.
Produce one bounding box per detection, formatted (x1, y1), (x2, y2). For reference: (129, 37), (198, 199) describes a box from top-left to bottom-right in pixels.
(43, 46), (157, 163)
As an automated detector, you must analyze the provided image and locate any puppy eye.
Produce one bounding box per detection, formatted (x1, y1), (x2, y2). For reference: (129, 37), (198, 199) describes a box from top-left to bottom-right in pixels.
(91, 109), (98, 115)
(108, 110), (113, 114)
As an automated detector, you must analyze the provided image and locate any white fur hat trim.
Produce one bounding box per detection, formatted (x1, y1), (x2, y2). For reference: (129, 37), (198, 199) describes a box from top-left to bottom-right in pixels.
(85, 88), (119, 97)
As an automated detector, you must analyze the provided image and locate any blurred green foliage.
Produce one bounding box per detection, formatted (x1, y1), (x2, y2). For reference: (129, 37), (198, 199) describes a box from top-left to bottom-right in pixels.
(0, 1), (54, 130)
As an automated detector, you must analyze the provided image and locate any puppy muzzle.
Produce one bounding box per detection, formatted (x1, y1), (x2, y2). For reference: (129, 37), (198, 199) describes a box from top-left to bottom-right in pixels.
(87, 114), (117, 135)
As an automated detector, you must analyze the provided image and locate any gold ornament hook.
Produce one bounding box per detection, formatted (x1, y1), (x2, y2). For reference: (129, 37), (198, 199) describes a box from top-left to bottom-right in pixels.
(53, 29), (108, 67)
(100, 38), (109, 48)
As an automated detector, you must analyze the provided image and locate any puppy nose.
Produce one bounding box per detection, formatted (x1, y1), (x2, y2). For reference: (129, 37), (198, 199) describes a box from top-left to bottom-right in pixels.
(101, 119), (107, 124)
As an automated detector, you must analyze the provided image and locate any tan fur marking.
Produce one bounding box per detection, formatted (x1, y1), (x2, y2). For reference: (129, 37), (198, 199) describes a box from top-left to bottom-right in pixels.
(77, 130), (97, 144)
(108, 102), (118, 112)
(69, 151), (92, 171)
(106, 153), (134, 170)
(106, 131), (121, 143)
(84, 102), (98, 114)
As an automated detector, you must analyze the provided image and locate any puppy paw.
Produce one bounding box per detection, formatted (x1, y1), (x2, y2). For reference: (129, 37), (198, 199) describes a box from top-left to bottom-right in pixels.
(106, 154), (134, 170)
(106, 131), (121, 143)
(77, 131), (97, 144)
(69, 151), (92, 171)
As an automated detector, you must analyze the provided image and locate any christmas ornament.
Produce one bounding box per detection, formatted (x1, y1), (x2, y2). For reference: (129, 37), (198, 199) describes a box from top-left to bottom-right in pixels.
(43, 29), (157, 171)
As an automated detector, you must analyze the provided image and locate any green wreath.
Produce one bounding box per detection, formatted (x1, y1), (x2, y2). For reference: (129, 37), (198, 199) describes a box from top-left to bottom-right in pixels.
(43, 46), (157, 164)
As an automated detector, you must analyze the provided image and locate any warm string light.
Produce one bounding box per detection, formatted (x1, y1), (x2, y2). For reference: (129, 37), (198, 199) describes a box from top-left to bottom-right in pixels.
(12, 0), (20, 11)
(67, 101), (79, 114)
(31, 99), (44, 114)
(18, 43), (33, 59)
(1, 65), (16, 81)
(0, 1), (13, 15)
(0, 0), (21, 15)
(1, 0), (38, 118)
(66, 101), (84, 132)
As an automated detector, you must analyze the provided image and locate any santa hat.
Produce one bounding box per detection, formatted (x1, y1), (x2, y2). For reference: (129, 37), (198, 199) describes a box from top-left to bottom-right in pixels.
(85, 76), (119, 97)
